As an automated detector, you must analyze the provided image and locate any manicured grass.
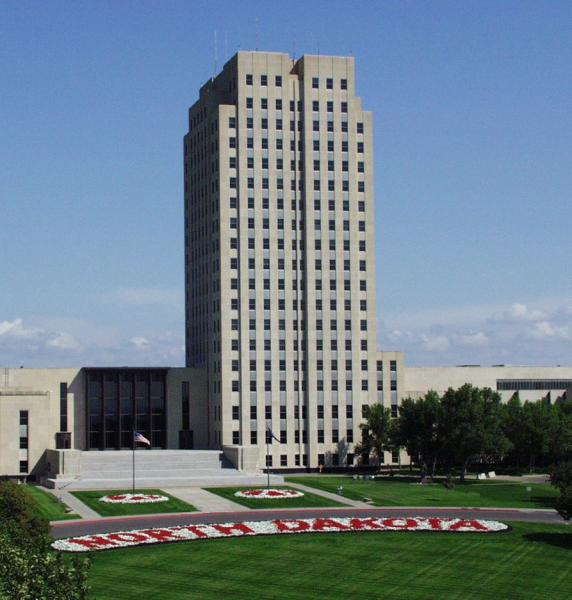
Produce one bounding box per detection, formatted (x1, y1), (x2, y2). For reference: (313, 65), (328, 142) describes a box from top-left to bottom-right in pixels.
(22, 485), (79, 521)
(285, 476), (558, 509)
(71, 489), (196, 517)
(204, 486), (346, 509)
(86, 521), (572, 599)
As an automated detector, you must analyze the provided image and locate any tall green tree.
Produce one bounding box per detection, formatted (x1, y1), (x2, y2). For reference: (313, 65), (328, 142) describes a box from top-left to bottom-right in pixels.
(396, 391), (443, 477)
(440, 385), (511, 482)
(355, 403), (393, 468)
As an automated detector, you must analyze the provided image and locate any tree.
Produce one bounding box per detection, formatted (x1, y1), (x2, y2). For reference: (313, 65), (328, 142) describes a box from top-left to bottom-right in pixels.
(0, 483), (90, 599)
(519, 400), (559, 471)
(396, 391), (443, 478)
(440, 385), (511, 482)
(555, 486), (572, 523)
(355, 404), (393, 468)
(550, 460), (572, 492)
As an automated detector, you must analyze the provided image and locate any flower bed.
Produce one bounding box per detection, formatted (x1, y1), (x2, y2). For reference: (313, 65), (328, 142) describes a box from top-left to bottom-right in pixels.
(234, 488), (304, 499)
(99, 493), (169, 505)
(52, 516), (510, 553)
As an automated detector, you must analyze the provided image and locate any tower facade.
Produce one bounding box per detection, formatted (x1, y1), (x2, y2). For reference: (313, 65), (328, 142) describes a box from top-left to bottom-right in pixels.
(184, 52), (378, 469)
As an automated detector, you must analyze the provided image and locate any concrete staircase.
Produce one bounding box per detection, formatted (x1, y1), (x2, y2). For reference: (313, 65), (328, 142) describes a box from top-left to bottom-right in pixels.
(45, 450), (283, 490)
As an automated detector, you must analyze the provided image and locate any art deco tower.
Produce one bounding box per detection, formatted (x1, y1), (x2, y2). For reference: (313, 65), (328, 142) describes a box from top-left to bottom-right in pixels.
(184, 52), (377, 469)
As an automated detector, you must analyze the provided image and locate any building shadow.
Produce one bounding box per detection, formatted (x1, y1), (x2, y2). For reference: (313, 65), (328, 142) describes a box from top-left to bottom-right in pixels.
(523, 532), (572, 550)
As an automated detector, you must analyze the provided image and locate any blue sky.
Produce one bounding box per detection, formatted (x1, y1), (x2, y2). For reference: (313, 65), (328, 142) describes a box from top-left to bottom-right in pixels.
(1, 0), (571, 367)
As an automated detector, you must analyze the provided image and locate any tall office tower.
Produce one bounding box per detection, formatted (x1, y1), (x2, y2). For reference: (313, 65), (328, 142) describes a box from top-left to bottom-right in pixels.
(184, 52), (377, 469)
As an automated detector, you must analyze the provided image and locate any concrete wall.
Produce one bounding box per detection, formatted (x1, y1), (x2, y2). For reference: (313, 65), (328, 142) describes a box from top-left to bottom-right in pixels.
(404, 366), (572, 402)
(0, 367), (208, 477)
(0, 368), (82, 477)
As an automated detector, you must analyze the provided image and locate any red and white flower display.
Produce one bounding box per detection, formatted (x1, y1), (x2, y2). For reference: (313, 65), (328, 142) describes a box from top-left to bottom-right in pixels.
(52, 516), (509, 553)
(99, 493), (169, 505)
(234, 488), (304, 499)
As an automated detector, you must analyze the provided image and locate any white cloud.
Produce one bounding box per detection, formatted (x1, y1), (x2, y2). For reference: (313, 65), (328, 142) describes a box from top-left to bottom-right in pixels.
(492, 303), (546, 322)
(46, 332), (81, 350)
(528, 321), (570, 341)
(453, 331), (489, 346)
(0, 316), (185, 367)
(379, 298), (572, 366)
(0, 318), (42, 340)
(421, 335), (450, 352)
(129, 336), (150, 349)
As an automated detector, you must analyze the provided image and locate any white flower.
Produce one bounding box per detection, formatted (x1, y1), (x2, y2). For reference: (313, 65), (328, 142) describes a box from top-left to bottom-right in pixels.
(234, 488), (305, 499)
(51, 516), (509, 553)
(99, 493), (169, 504)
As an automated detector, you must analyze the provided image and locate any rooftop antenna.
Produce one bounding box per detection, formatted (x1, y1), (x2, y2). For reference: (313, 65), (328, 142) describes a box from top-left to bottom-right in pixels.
(213, 30), (218, 76)
(255, 17), (259, 51)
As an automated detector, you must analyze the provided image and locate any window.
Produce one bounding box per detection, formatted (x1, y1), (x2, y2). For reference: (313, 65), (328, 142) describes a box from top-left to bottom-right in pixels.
(312, 76), (319, 88)
(341, 101), (348, 113)
(275, 75), (282, 87)
(232, 431), (240, 444)
(229, 137), (236, 149)
(261, 74), (267, 86)
(228, 116), (236, 128)
(346, 405), (353, 418)
(318, 430), (324, 443)
(60, 382), (68, 432)
(246, 97), (253, 108)
(341, 78), (347, 90)
(347, 429), (353, 443)
(357, 122), (364, 134)
(251, 431), (257, 444)
(317, 405), (324, 418)
(326, 78), (333, 89)
(232, 380), (239, 392)
(246, 74), (253, 85)
(332, 429), (339, 443)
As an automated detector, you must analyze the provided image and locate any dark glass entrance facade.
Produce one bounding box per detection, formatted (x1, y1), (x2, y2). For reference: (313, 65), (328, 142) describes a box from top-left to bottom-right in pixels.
(85, 368), (167, 450)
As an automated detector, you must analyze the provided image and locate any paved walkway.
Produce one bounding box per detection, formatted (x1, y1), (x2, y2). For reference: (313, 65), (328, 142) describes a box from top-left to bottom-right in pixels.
(288, 481), (371, 508)
(164, 487), (248, 513)
(46, 488), (100, 520)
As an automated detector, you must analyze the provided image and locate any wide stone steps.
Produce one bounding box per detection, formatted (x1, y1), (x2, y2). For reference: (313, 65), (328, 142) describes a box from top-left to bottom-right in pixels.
(45, 449), (283, 490)
(49, 473), (284, 491)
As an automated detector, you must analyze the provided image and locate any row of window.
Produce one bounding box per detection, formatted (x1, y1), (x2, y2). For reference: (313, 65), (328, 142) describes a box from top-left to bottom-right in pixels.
(230, 298), (367, 311)
(232, 429), (355, 447)
(230, 258), (366, 272)
(244, 74), (348, 91)
(230, 237), (367, 252)
(229, 177), (366, 194)
(230, 338), (371, 352)
(230, 380), (372, 392)
(229, 156), (365, 170)
(229, 136), (360, 152)
(229, 279), (368, 293)
(232, 359), (370, 372)
(231, 99), (353, 116)
(230, 216), (367, 231)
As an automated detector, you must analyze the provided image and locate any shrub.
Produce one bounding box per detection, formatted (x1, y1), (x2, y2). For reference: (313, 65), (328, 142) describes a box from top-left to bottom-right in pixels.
(0, 482), (90, 599)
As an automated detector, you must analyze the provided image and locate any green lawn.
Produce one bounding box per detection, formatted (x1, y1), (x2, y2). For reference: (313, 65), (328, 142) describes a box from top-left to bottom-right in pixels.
(86, 521), (572, 599)
(204, 486), (346, 509)
(71, 489), (196, 517)
(22, 485), (79, 521)
(285, 476), (558, 509)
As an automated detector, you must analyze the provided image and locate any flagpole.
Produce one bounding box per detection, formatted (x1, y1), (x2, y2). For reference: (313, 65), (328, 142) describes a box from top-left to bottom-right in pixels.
(266, 433), (270, 490)
(132, 430), (135, 494)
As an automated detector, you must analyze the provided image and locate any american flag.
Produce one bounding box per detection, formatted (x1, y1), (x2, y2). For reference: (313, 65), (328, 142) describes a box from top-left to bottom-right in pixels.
(134, 431), (151, 446)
